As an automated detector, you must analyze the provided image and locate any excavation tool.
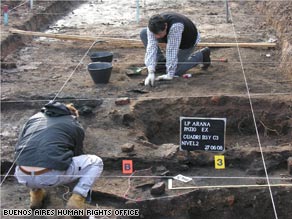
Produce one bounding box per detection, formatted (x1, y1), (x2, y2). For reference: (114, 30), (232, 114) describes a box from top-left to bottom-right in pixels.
(126, 66), (147, 76)
(9, 28), (277, 48)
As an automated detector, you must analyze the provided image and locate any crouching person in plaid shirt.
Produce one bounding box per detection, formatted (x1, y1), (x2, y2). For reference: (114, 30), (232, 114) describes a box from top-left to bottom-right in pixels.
(140, 12), (211, 86)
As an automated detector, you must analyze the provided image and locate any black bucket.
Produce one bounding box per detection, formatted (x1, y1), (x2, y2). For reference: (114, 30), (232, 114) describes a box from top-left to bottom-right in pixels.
(87, 62), (112, 84)
(89, 51), (113, 62)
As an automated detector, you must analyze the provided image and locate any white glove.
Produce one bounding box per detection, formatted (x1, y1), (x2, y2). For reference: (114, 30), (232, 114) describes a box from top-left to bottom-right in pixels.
(156, 74), (173, 81)
(144, 71), (155, 86)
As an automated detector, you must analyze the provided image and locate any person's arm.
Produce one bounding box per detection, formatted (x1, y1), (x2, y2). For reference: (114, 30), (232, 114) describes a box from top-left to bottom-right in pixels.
(73, 120), (85, 156)
(144, 28), (158, 86)
(145, 27), (158, 72)
(156, 23), (184, 80)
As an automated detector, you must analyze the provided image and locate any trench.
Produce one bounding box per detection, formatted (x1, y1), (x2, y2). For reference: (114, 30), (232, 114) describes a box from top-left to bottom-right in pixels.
(1, 0), (82, 60)
(1, 1), (292, 219)
(77, 96), (292, 219)
(2, 96), (292, 219)
(131, 96), (292, 146)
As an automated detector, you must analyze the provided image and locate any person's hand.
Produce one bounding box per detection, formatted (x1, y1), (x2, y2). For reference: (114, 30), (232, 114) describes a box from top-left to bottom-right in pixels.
(156, 74), (173, 81)
(144, 71), (155, 86)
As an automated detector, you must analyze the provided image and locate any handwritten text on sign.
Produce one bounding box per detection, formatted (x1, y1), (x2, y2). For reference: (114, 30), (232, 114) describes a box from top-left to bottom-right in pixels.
(180, 117), (226, 151)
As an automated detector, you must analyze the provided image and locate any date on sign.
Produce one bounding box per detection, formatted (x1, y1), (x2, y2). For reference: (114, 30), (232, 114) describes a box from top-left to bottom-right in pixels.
(205, 145), (223, 151)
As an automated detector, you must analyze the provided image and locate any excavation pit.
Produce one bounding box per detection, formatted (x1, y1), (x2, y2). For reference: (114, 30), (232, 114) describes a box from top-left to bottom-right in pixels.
(131, 96), (292, 147)
(1, 0), (292, 218)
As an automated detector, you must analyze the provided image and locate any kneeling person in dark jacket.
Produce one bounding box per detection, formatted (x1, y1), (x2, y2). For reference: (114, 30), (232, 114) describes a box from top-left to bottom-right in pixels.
(14, 101), (103, 210)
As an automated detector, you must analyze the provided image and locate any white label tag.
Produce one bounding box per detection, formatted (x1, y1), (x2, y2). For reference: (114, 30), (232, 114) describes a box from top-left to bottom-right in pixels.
(173, 174), (192, 183)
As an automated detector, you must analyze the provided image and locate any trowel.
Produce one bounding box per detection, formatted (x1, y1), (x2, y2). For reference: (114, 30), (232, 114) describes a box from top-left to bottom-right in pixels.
(125, 66), (147, 76)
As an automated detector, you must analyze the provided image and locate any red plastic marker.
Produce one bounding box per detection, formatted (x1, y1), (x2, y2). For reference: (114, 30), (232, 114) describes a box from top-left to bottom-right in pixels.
(122, 160), (133, 174)
(182, 73), (192, 79)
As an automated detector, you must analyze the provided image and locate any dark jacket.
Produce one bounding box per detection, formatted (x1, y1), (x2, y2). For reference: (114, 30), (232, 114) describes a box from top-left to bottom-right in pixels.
(160, 12), (198, 49)
(15, 102), (84, 171)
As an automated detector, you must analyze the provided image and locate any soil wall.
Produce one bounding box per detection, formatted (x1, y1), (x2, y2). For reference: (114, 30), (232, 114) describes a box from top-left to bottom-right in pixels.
(258, 1), (292, 79)
(1, 0), (81, 59)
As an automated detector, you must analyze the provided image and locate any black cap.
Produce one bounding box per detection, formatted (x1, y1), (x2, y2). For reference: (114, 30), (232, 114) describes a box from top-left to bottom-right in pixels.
(41, 101), (71, 117)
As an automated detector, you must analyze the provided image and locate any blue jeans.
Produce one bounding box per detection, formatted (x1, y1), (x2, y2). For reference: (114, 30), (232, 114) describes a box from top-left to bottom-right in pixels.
(14, 155), (103, 198)
(140, 28), (203, 76)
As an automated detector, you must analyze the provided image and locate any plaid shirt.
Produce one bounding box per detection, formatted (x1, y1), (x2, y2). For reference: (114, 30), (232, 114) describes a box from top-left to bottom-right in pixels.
(145, 23), (184, 77)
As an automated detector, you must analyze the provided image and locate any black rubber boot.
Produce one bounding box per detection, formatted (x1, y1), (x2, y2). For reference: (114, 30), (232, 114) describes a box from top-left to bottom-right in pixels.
(201, 47), (211, 70)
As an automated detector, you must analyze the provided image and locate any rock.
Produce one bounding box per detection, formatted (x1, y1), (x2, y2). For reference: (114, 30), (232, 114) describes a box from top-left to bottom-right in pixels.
(156, 165), (167, 172)
(115, 97), (130, 106)
(159, 144), (179, 158)
(121, 143), (135, 153)
(226, 195), (235, 206)
(155, 165), (171, 176)
(178, 164), (189, 171)
(150, 182), (165, 196)
(210, 96), (220, 104)
(79, 105), (93, 115)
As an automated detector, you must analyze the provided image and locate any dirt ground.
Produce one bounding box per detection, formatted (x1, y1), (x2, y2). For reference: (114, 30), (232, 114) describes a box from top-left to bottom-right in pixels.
(1, 0), (292, 219)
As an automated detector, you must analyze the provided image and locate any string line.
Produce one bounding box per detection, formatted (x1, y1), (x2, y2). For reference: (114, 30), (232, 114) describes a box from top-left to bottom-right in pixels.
(229, 4), (279, 219)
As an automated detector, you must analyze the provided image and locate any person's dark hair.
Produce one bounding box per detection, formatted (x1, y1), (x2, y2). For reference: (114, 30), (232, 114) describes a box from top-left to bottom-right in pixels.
(148, 14), (166, 34)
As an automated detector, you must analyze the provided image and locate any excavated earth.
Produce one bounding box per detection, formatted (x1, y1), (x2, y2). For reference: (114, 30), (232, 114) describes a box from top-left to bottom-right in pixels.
(1, 1), (292, 219)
